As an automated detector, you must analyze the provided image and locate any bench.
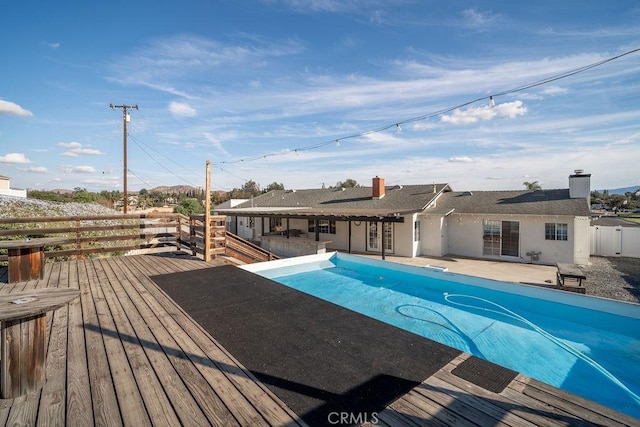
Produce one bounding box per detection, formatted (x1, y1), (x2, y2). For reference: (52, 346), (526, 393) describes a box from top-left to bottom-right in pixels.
(556, 263), (587, 293)
(0, 288), (80, 398)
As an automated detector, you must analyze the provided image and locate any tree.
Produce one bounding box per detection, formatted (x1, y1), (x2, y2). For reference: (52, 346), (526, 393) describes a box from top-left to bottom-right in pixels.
(174, 198), (204, 216)
(263, 182), (285, 193)
(229, 179), (261, 199)
(333, 178), (359, 189)
(72, 187), (99, 203)
(523, 181), (542, 191)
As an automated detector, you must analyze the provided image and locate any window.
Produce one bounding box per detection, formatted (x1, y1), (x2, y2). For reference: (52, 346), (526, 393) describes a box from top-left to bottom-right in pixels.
(270, 217), (282, 231)
(483, 220), (501, 255)
(308, 219), (336, 234)
(545, 223), (568, 241)
(414, 221), (420, 241)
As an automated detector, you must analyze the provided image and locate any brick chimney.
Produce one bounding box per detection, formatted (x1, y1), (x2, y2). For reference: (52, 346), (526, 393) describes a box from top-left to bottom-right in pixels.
(372, 176), (385, 199)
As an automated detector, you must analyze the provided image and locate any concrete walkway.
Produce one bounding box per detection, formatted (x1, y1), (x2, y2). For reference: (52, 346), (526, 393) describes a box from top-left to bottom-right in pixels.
(359, 253), (558, 286)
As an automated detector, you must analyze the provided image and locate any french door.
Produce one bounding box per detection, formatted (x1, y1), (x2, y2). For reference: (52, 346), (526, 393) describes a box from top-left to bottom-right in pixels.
(367, 222), (393, 253)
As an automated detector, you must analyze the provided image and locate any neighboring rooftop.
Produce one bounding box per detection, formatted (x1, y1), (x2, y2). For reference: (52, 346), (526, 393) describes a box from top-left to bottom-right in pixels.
(591, 216), (640, 227)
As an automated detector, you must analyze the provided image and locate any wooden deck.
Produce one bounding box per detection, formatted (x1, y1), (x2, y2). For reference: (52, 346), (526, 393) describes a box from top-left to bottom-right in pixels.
(0, 254), (638, 426)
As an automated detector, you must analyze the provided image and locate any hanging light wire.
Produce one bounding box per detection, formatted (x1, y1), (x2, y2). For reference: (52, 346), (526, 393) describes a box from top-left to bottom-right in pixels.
(214, 46), (640, 166)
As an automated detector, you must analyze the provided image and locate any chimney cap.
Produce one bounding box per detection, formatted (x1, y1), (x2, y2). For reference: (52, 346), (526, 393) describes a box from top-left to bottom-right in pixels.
(574, 169), (584, 175)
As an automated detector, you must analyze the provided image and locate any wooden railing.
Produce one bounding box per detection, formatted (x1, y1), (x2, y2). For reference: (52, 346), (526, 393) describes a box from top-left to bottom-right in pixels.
(188, 215), (279, 263)
(0, 213), (188, 262)
(0, 212), (279, 265)
(225, 231), (280, 263)
(188, 215), (227, 259)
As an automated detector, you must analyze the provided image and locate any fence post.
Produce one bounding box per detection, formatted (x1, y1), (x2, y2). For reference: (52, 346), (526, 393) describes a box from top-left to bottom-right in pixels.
(190, 217), (196, 256)
(204, 160), (211, 262)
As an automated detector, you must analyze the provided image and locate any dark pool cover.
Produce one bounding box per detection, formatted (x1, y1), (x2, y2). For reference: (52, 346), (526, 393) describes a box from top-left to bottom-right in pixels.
(152, 265), (460, 426)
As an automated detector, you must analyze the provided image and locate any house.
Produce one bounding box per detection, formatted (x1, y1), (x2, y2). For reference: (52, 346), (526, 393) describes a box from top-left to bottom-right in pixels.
(216, 171), (591, 265)
(214, 198), (249, 234)
(0, 175), (27, 198)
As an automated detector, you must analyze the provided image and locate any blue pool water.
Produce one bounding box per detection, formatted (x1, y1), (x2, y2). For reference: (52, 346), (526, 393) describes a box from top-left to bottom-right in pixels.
(248, 253), (640, 419)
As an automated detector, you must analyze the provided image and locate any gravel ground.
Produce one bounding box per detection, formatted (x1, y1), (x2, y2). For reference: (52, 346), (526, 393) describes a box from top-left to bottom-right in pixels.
(582, 256), (640, 303)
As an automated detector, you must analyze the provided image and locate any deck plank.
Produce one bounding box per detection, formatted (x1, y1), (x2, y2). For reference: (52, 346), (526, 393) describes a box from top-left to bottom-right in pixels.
(103, 256), (219, 426)
(80, 259), (124, 427)
(64, 260), (94, 427)
(89, 258), (152, 427)
(95, 257), (182, 426)
(35, 260), (71, 427)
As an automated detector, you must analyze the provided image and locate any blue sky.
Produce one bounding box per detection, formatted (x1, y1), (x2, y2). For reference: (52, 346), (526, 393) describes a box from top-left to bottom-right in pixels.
(1, 1), (639, 193)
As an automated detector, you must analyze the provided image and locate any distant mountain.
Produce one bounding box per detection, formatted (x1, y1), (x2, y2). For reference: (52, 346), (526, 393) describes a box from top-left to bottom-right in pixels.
(599, 186), (640, 195)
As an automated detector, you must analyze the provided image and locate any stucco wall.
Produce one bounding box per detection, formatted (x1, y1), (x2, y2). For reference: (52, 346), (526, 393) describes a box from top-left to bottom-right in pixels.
(444, 213), (586, 265)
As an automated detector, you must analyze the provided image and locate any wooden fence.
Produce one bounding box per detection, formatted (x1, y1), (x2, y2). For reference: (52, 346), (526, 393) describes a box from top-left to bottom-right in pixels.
(0, 213), (188, 262)
(1, 212), (279, 265)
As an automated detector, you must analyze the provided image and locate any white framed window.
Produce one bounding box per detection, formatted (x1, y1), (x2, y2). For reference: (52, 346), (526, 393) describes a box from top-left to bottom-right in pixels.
(308, 219), (336, 234)
(545, 223), (568, 241)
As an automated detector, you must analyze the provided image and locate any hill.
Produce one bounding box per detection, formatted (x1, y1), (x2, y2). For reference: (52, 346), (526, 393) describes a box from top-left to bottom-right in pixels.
(598, 186), (640, 195)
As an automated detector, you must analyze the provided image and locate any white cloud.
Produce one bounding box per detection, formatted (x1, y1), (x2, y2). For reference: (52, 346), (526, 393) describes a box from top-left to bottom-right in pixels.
(27, 166), (48, 173)
(43, 41), (60, 49)
(60, 165), (95, 174)
(203, 132), (230, 155)
(541, 85), (568, 96)
(441, 100), (527, 125)
(0, 100), (33, 117)
(0, 153), (31, 164)
(169, 101), (197, 117)
(58, 142), (104, 157)
(449, 156), (474, 163)
(461, 8), (500, 28)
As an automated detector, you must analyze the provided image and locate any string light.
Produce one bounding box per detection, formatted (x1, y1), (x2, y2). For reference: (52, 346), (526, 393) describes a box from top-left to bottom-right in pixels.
(396, 123), (402, 133)
(207, 46), (640, 168)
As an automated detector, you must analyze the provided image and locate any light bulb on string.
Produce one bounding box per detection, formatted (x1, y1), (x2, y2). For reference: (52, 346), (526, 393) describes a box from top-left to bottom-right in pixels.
(396, 124), (401, 133)
(489, 96), (496, 108)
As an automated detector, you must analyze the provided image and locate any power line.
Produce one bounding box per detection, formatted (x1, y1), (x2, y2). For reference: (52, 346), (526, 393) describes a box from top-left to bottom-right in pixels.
(127, 133), (202, 188)
(127, 133), (205, 182)
(213, 46), (640, 166)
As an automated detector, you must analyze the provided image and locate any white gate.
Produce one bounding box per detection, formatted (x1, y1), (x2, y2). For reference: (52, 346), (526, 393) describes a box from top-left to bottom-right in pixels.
(591, 226), (640, 258)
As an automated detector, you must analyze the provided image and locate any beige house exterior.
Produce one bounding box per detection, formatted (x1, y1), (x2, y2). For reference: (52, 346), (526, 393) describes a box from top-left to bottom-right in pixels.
(0, 175), (27, 198)
(217, 172), (591, 265)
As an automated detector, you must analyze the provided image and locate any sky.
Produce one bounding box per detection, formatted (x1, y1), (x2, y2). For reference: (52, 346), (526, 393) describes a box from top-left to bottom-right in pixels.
(1, 1), (640, 194)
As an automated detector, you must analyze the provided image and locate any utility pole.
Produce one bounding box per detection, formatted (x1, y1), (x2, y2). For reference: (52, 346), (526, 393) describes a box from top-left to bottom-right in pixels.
(109, 104), (138, 213)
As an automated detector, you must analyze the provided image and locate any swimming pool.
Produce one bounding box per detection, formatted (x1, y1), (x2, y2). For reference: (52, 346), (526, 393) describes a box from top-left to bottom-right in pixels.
(242, 252), (640, 419)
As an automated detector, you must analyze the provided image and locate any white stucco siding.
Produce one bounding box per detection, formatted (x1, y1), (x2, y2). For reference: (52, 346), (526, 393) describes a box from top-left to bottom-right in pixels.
(422, 215), (446, 256)
(393, 215), (415, 257)
(445, 214), (584, 265)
